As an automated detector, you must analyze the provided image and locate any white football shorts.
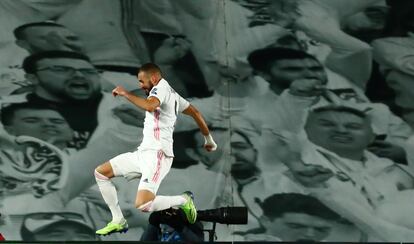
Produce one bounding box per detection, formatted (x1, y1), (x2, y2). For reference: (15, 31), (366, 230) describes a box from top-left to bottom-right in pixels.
(109, 149), (173, 193)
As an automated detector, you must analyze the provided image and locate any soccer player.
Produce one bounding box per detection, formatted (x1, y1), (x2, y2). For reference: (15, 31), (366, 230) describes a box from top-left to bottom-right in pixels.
(94, 63), (217, 235)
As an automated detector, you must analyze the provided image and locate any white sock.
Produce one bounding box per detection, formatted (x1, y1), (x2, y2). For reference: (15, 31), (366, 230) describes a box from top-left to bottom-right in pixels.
(139, 195), (187, 212)
(94, 170), (124, 223)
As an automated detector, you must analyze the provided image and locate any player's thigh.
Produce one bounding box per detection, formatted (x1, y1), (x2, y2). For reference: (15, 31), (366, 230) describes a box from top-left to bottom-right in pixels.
(109, 151), (141, 178)
(137, 150), (173, 194)
(95, 161), (115, 178)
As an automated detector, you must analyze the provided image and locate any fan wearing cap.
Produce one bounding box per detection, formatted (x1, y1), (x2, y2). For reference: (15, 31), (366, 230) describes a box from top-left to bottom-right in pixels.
(305, 89), (411, 165)
(20, 212), (97, 241)
(288, 103), (414, 200)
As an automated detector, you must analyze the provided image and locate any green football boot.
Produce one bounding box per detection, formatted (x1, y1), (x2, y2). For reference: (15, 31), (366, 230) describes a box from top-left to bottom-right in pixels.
(96, 219), (128, 236)
(180, 191), (197, 224)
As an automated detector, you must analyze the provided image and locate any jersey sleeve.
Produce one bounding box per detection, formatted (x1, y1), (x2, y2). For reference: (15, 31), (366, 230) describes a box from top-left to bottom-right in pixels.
(148, 85), (167, 105)
(177, 94), (190, 113)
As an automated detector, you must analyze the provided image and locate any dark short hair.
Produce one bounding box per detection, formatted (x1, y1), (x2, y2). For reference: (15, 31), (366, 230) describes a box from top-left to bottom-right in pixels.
(1, 102), (60, 126)
(14, 21), (66, 40)
(138, 63), (162, 76)
(311, 105), (368, 119)
(260, 193), (341, 221)
(22, 50), (91, 74)
(247, 47), (320, 73)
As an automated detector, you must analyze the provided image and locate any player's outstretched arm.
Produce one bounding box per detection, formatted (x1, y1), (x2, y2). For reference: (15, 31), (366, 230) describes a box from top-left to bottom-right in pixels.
(182, 104), (217, 152)
(112, 86), (160, 112)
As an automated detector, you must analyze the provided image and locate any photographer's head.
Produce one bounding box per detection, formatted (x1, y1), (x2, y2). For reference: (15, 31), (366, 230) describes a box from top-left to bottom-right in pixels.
(148, 208), (188, 229)
(20, 212), (97, 241)
(23, 51), (102, 102)
(145, 208), (204, 242)
(259, 193), (341, 242)
(248, 47), (327, 95)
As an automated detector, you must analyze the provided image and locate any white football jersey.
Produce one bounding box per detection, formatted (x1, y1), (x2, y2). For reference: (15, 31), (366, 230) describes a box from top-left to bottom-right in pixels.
(139, 79), (189, 156)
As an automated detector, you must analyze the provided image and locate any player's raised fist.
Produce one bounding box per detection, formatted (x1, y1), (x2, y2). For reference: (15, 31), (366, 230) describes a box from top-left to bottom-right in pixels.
(112, 86), (128, 97)
(203, 134), (217, 152)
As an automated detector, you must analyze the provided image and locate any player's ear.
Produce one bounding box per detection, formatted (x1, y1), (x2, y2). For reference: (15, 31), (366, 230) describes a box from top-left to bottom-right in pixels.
(150, 73), (158, 84)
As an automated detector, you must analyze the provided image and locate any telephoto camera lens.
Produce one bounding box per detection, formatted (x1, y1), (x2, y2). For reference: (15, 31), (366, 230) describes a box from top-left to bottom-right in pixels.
(197, 207), (247, 224)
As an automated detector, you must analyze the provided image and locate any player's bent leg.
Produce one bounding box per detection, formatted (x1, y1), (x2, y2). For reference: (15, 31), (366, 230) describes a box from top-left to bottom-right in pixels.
(135, 189), (156, 211)
(95, 161), (115, 178)
(135, 189), (196, 224)
(95, 161), (127, 236)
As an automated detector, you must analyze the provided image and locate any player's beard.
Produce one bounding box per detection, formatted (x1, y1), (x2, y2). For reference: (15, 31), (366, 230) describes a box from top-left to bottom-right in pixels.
(144, 84), (153, 96)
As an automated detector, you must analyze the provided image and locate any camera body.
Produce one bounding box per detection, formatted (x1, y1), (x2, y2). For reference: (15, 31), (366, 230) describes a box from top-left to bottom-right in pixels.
(148, 207), (248, 242)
